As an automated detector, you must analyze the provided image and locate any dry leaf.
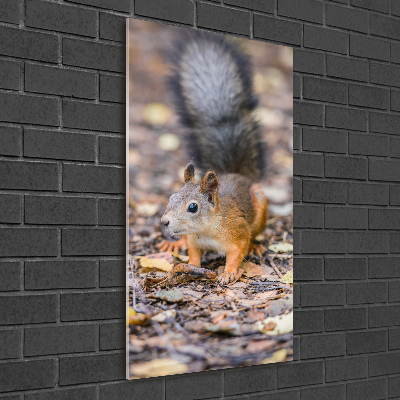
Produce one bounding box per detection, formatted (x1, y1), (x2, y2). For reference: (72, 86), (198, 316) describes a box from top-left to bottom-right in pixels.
(127, 307), (149, 326)
(246, 339), (276, 353)
(143, 103), (172, 126)
(280, 269), (293, 284)
(247, 307), (266, 321)
(262, 349), (288, 364)
(171, 252), (189, 263)
(255, 312), (293, 336)
(130, 358), (188, 378)
(241, 262), (272, 278)
(151, 309), (176, 323)
(138, 252), (173, 272)
(268, 242), (293, 253)
(154, 288), (183, 303)
(158, 133), (180, 151)
(207, 320), (241, 336)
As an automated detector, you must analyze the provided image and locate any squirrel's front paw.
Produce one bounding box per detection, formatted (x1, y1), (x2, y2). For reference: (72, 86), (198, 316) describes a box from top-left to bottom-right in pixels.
(217, 266), (238, 285)
(157, 237), (187, 252)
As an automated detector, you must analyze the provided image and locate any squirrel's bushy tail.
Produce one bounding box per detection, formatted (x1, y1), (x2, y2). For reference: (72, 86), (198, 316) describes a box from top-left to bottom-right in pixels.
(166, 30), (266, 181)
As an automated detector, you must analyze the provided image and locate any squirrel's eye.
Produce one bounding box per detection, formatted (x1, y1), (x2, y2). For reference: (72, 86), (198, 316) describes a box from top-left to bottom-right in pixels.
(187, 203), (198, 213)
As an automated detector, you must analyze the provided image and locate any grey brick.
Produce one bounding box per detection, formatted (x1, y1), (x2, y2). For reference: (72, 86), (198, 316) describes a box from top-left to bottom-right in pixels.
(60, 353), (125, 385)
(369, 256), (400, 278)
(0, 329), (20, 359)
(63, 164), (124, 193)
(100, 322), (124, 350)
(252, 390), (300, 400)
(0, 0), (20, 23)
(0, 126), (21, 156)
(293, 310), (324, 334)
(303, 180), (347, 204)
(99, 13), (125, 43)
(0, 92), (58, 126)
(393, 0), (400, 16)
(99, 259), (125, 287)
(25, 63), (96, 99)
(347, 330), (387, 355)
(62, 228), (124, 256)
(348, 182), (389, 205)
(350, 0), (389, 12)
(370, 62), (400, 87)
(304, 25), (348, 54)
(26, 0), (96, 37)
(347, 282), (387, 304)
(326, 3), (368, 33)
(369, 304), (400, 327)
(370, 14), (400, 40)
(370, 208), (400, 230)
(99, 136), (125, 164)
(0, 59), (20, 90)
(301, 333), (346, 359)
(25, 195), (96, 225)
(0, 262), (21, 291)
(325, 105), (367, 131)
(391, 185), (400, 205)
(293, 153), (323, 177)
(350, 34), (389, 61)
(303, 128), (347, 153)
(0, 359), (55, 392)
(293, 101), (323, 126)
(25, 324), (96, 356)
(327, 54), (368, 82)
(392, 232), (400, 253)
(0, 294), (57, 325)
(293, 126), (301, 150)
(293, 73), (301, 98)
(389, 374), (400, 398)
(389, 281), (400, 302)
(24, 129), (95, 161)
(137, 0), (193, 25)
(325, 206), (367, 229)
(369, 352), (400, 377)
(254, 14), (302, 46)
(293, 205), (323, 228)
(391, 90), (400, 111)
(389, 327), (400, 350)
(325, 155), (367, 180)
(277, 361), (323, 388)
(293, 177), (302, 202)
(63, 38), (124, 73)
(199, 2), (250, 36)
(370, 111), (400, 136)
(303, 76), (347, 104)
(99, 199), (125, 226)
(65, 0), (130, 12)
(294, 257), (324, 281)
(26, 387), (97, 400)
(278, 0), (323, 23)
(61, 291), (124, 321)
(99, 380), (164, 400)
(302, 231), (346, 254)
(347, 377), (387, 400)
(349, 133), (389, 157)
(0, 228), (58, 257)
(301, 384), (345, 400)
(0, 194), (21, 224)
(301, 283), (346, 307)
(349, 84), (389, 109)
(325, 307), (367, 331)
(99, 74), (125, 103)
(348, 232), (389, 253)
(224, 366), (275, 396)
(325, 257), (367, 280)
(370, 159), (400, 182)
(25, 260), (97, 290)
(293, 49), (325, 75)
(225, 0), (275, 13)
(326, 356), (367, 382)
(391, 137), (400, 158)
(0, 26), (58, 62)
(63, 99), (124, 133)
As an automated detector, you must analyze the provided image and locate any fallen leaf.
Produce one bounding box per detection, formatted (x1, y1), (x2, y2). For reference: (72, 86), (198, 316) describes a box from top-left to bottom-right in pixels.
(255, 312), (293, 336)
(207, 320), (241, 336)
(138, 252), (173, 272)
(158, 133), (180, 151)
(151, 309), (176, 323)
(171, 252), (189, 263)
(127, 307), (149, 326)
(130, 358), (188, 378)
(268, 242), (293, 253)
(262, 349), (288, 364)
(247, 308), (266, 321)
(255, 291), (278, 300)
(280, 269), (293, 284)
(143, 103), (172, 126)
(224, 288), (238, 301)
(241, 262), (270, 278)
(154, 288), (183, 303)
(246, 339), (276, 353)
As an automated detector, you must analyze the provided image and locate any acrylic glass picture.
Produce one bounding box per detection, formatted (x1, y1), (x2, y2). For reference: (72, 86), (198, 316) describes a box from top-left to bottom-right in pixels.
(127, 18), (293, 379)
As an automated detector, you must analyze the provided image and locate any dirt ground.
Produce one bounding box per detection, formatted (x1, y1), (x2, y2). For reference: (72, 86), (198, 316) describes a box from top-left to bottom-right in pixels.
(127, 20), (293, 379)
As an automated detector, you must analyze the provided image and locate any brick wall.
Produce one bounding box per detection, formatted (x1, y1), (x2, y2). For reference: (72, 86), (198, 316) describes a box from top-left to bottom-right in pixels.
(0, 0), (399, 399)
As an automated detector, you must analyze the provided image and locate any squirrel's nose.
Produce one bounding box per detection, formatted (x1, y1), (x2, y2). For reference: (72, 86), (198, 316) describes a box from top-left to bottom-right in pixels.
(161, 216), (169, 227)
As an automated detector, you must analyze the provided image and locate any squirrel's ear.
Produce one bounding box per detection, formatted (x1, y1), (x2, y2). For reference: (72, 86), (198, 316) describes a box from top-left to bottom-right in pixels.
(200, 171), (219, 205)
(184, 163), (195, 183)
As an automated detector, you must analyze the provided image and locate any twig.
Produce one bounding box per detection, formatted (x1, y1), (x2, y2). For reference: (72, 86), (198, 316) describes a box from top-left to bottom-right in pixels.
(151, 320), (179, 357)
(266, 255), (283, 278)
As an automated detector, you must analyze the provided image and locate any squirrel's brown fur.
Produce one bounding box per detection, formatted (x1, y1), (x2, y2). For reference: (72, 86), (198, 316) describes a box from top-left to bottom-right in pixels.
(159, 31), (268, 284)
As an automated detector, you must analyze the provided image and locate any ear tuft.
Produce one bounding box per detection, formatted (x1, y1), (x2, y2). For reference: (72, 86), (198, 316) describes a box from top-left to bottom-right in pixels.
(184, 163), (195, 183)
(200, 170), (219, 204)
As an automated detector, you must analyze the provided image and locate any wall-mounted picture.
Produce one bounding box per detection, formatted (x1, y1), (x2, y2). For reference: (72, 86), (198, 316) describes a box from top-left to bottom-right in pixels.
(127, 19), (293, 379)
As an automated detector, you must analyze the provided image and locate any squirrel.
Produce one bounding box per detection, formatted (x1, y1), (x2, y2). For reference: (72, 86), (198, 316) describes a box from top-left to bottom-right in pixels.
(158, 30), (268, 285)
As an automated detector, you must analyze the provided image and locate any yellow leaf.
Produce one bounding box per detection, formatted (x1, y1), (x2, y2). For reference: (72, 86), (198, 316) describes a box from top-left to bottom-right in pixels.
(138, 253), (173, 272)
(280, 269), (293, 284)
(151, 309), (176, 323)
(130, 358), (188, 378)
(262, 349), (288, 364)
(143, 103), (172, 126)
(158, 133), (180, 151)
(268, 242), (293, 253)
(255, 312), (293, 336)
